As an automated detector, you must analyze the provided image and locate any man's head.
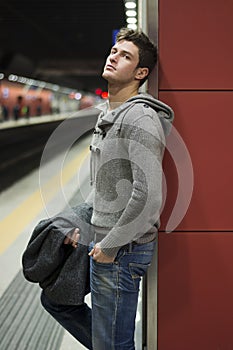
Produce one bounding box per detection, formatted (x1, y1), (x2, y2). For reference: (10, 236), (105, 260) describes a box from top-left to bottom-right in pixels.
(115, 28), (157, 86)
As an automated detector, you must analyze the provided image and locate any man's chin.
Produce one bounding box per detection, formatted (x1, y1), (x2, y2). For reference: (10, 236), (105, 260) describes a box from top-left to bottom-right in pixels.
(102, 71), (109, 80)
(102, 71), (115, 84)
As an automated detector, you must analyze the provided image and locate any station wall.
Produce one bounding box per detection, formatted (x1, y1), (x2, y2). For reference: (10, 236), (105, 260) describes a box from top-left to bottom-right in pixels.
(157, 0), (233, 349)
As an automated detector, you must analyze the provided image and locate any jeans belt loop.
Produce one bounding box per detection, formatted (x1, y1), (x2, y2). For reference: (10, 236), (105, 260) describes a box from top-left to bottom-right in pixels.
(128, 242), (133, 253)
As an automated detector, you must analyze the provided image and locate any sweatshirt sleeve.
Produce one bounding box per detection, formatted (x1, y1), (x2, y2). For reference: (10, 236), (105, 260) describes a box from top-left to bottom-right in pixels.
(99, 113), (165, 257)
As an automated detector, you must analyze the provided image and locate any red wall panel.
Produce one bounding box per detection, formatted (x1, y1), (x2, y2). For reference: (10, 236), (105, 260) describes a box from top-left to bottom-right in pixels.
(159, 91), (233, 231)
(157, 0), (233, 348)
(159, 0), (233, 90)
(158, 232), (233, 350)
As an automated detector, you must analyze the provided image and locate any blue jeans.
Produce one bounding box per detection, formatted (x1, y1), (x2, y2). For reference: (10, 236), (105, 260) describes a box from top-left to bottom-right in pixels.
(40, 293), (93, 349)
(41, 240), (156, 349)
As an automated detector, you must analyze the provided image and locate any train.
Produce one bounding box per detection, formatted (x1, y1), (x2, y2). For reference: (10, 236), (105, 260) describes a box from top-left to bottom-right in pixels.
(0, 76), (100, 121)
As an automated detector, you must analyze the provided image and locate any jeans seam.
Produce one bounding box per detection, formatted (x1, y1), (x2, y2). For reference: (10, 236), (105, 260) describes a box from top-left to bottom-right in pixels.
(112, 267), (120, 349)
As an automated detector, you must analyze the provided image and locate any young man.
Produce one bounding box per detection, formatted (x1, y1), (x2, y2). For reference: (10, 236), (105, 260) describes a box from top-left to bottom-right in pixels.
(41, 28), (174, 349)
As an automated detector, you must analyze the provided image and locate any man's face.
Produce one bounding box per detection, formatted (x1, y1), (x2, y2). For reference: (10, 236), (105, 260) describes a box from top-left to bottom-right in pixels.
(102, 40), (140, 85)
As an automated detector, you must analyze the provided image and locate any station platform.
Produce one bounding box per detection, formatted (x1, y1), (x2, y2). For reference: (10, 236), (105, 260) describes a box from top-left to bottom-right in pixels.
(0, 132), (143, 350)
(0, 110), (89, 130)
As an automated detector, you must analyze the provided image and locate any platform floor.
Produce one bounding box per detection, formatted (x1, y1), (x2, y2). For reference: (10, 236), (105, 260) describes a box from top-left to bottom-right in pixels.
(0, 134), (142, 349)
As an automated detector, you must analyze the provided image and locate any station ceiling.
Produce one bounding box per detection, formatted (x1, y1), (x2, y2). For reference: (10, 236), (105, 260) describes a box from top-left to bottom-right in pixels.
(0, 0), (126, 92)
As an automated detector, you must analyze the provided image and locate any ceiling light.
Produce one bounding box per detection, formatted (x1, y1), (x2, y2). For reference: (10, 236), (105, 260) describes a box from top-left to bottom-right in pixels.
(8, 74), (18, 82)
(127, 17), (137, 24)
(127, 23), (137, 30)
(125, 2), (136, 9)
(52, 85), (59, 91)
(126, 10), (137, 16)
(39, 81), (46, 88)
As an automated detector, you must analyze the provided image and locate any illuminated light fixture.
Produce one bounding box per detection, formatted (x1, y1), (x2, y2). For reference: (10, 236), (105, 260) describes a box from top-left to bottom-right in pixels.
(0, 73), (4, 79)
(22, 76), (38, 87)
(101, 91), (108, 99)
(75, 92), (82, 100)
(6, 73), (79, 95)
(125, 1), (136, 9)
(126, 10), (137, 17)
(124, 0), (137, 30)
(127, 17), (137, 24)
(127, 23), (137, 30)
(39, 81), (46, 88)
(18, 77), (27, 84)
(8, 74), (18, 81)
(95, 88), (102, 95)
(52, 84), (59, 91)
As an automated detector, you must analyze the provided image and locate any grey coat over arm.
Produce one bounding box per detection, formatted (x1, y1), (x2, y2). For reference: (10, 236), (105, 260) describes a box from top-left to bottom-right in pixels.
(22, 203), (93, 305)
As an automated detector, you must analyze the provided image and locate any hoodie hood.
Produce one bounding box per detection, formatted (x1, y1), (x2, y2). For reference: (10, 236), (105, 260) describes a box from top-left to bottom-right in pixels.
(97, 93), (174, 136)
(126, 93), (174, 135)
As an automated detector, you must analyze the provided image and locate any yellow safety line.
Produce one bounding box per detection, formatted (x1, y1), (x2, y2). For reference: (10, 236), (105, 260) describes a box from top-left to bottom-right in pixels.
(0, 147), (89, 254)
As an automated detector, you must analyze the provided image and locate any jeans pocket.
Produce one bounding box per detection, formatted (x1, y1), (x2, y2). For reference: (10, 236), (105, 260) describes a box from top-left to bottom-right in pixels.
(92, 259), (114, 267)
(129, 262), (151, 290)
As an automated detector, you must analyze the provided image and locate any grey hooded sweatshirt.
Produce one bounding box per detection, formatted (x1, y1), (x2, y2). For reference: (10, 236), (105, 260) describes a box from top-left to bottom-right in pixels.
(89, 93), (174, 257)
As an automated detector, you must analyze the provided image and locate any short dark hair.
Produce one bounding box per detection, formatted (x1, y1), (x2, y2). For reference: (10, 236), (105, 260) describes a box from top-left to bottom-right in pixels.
(116, 27), (157, 86)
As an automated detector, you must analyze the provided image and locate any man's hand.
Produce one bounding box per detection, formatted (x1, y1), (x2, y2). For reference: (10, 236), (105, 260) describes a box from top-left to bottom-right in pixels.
(64, 228), (80, 248)
(88, 243), (115, 263)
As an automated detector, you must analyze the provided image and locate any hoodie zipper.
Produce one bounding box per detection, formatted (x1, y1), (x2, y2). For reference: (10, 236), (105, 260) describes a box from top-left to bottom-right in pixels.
(90, 141), (101, 186)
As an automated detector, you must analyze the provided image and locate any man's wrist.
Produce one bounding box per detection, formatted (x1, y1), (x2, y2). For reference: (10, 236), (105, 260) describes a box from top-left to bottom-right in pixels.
(100, 246), (120, 258)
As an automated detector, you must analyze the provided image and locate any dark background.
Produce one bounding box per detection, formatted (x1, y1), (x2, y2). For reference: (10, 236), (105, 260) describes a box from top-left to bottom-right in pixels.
(0, 0), (126, 92)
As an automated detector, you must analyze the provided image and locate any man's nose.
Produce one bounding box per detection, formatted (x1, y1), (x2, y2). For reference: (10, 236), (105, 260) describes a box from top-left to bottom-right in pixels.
(110, 53), (118, 62)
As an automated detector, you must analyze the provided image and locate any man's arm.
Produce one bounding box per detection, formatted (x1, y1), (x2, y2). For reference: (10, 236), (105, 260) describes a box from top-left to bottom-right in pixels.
(99, 114), (164, 257)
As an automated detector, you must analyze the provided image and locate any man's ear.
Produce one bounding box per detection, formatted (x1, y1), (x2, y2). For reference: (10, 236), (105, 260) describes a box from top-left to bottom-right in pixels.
(135, 67), (149, 81)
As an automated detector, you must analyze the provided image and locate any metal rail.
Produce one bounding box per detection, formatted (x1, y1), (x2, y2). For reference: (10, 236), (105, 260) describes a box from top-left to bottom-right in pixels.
(138, 0), (159, 349)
